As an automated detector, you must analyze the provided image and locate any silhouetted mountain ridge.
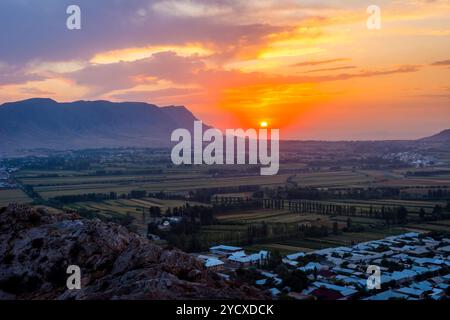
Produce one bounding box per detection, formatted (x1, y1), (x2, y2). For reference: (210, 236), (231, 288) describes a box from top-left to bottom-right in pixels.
(0, 98), (201, 152)
(419, 129), (450, 142)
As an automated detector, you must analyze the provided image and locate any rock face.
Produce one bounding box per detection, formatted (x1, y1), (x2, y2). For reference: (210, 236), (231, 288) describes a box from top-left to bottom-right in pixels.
(0, 205), (265, 300)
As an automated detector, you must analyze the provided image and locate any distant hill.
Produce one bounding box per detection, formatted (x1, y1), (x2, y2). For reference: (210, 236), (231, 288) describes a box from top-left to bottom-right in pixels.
(0, 98), (202, 153)
(418, 129), (450, 143)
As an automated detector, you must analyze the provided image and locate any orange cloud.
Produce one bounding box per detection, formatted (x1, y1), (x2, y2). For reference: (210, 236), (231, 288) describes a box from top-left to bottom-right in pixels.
(90, 44), (214, 64)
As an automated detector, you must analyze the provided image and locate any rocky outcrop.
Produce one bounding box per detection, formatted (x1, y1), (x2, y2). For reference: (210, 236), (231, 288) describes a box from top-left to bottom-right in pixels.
(0, 204), (266, 300)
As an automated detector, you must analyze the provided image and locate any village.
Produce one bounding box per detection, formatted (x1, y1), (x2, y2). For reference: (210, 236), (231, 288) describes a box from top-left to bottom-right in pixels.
(194, 232), (450, 300)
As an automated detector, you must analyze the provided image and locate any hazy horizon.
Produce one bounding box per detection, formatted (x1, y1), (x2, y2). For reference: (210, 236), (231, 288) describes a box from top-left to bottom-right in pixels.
(1, 96), (448, 142)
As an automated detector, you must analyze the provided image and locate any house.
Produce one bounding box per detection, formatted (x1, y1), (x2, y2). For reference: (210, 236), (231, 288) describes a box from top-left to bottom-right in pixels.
(257, 272), (283, 286)
(204, 258), (225, 270)
(287, 292), (311, 300)
(268, 288), (281, 297)
(286, 252), (305, 260)
(391, 253), (411, 261)
(197, 255), (225, 271)
(331, 267), (357, 276)
(282, 258), (299, 267)
(438, 245), (450, 253)
(324, 256), (344, 267)
(228, 250), (268, 267)
(298, 262), (327, 272)
(209, 245), (243, 256)
(364, 290), (409, 300)
(311, 282), (358, 298)
(335, 275), (366, 288)
(396, 287), (426, 299)
(317, 269), (335, 279)
(414, 257), (445, 266)
(388, 269), (417, 283)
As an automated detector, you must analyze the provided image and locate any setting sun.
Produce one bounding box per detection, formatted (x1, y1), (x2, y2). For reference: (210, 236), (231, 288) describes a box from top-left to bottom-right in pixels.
(260, 121), (268, 128)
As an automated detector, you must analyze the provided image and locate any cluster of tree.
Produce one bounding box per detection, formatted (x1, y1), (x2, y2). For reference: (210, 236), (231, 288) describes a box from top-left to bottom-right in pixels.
(147, 205), (217, 250)
(400, 187), (450, 200)
(380, 258), (404, 272)
(50, 192), (120, 204)
(306, 156), (406, 170)
(49, 189), (186, 204)
(145, 206), (162, 217)
(245, 222), (330, 246)
(419, 204), (450, 221)
(279, 268), (309, 292)
(298, 224), (329, 238)
(164, 233), (205, 252)
(264, 250), (283, 270)
(263, 251), (309, 292)
(382, 206), (408, 225)
(342, 218), (366, 233)
(264, 197), (415, 225)
(406, 170), (450, 177)
(427, 189), (450, 200)
(235, 268), (261, 286)
(281, 186), (401, 201)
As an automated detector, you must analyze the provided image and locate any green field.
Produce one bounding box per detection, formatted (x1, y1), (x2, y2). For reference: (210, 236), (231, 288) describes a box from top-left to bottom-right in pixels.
(245, 228), (408, 254)
(406, 220), (450, 233)
(3, 157), (448, 254)
(291, 170), (376, 188)
(0, 189), (31, 207)
(28, 173), (290, 199)
(13, 164), (450, 201)
(65, 198), (209, 234)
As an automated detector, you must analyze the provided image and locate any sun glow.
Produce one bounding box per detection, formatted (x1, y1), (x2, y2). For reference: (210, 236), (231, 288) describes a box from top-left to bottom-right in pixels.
(260, 121), (268, 128)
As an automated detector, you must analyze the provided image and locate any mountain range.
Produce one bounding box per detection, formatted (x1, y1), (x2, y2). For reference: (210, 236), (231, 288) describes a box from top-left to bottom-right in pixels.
(0, 98), (449, 155)
(0, 98), (200, 153)
(418, 129), (450, 143)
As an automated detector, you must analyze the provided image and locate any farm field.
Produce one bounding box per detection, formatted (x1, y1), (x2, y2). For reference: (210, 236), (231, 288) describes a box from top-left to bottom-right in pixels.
(65, 198), (209, 234)
(3, 150), (448, 256)
(0, 189), (31, 207)
(245, 228), (407, 254)
(406, 220), (450, 233)
(13, 164), (450, 201)
(217, 209), (328, 225)
(29, 173), (291, 199)
(290, 171), (375, 188)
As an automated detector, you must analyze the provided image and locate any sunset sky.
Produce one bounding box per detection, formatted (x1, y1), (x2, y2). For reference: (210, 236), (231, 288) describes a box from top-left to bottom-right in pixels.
(0, 0), (449, 140)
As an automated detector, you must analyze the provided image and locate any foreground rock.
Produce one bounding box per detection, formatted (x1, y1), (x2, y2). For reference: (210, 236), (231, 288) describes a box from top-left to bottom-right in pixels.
(0, 204), (266, 300)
